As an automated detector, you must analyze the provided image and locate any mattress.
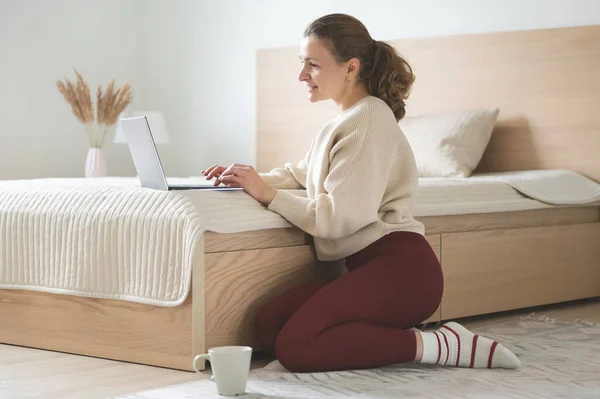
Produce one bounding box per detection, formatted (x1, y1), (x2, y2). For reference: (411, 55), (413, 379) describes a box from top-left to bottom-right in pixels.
(0, 169), (598, 307)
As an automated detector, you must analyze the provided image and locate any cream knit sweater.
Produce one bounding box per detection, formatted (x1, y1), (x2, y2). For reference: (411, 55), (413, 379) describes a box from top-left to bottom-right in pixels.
(260, 96), (424, 261)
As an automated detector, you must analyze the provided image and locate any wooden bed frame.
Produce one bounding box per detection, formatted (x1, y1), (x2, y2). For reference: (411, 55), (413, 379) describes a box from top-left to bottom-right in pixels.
(2, 25), (600, 372)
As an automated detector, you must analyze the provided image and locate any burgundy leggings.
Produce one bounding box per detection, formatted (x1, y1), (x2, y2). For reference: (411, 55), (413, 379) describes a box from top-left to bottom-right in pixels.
(254, 231), (443, 373)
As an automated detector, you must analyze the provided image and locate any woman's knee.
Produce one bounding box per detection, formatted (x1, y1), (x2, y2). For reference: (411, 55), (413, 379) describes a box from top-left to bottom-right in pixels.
(274, 330), (312, 373)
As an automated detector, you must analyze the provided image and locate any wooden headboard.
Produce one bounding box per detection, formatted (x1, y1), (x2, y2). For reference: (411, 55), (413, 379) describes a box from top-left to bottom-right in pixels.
(256, 25), (600, 181)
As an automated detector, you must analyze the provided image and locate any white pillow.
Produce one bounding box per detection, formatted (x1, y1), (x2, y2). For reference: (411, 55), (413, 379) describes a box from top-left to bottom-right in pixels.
(399, 108), (500, 177)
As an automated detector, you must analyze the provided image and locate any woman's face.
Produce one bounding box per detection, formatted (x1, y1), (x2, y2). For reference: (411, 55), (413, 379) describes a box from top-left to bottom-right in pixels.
(298, 35), (349, 104)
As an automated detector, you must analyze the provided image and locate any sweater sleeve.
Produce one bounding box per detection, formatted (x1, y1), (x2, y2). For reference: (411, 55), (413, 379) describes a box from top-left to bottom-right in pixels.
(259, 146), (311, 189)
(259, 159), (307, 189)
(268, 127), (394, 239)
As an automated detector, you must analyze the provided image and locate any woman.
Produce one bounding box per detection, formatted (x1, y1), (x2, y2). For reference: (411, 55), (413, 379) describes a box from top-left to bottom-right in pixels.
(202, 13), (520, 373)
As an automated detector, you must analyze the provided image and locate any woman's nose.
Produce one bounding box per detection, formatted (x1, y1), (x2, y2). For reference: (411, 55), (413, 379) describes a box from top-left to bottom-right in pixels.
(298, 67), (309, 82)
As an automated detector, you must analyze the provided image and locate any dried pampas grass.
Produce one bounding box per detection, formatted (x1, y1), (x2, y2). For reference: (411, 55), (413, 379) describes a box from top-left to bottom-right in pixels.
(56, 70), (94, 124)
(57, 69), (133, 147)
(96, 79), (133, 125)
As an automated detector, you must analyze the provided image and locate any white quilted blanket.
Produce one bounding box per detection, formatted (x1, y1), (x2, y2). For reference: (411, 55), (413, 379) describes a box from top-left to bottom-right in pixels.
(0, 184), (205, 306)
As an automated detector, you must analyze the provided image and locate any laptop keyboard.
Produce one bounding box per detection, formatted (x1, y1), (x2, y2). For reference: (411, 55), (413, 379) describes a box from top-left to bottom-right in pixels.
(168, 183), (240, 191)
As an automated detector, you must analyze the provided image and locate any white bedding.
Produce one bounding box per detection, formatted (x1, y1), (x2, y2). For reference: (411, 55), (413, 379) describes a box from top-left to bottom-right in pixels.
(0, 169), (598, 307)
(425, 169), (600, 205)
(416, 169), (600, 216)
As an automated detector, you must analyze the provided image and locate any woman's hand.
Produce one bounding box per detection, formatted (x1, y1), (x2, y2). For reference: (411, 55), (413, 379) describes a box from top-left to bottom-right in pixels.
(203, 163), (277, 205)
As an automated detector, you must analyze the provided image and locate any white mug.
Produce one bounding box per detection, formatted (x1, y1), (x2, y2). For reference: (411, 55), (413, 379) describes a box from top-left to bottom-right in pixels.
(193, 346), (252, 396)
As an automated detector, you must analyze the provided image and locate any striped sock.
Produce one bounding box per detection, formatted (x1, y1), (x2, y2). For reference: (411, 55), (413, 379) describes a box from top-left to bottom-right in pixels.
(418, 322), (521, 369)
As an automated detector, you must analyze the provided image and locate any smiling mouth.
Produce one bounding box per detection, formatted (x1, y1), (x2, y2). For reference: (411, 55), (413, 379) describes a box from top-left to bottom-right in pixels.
(307, 85), (317, 92)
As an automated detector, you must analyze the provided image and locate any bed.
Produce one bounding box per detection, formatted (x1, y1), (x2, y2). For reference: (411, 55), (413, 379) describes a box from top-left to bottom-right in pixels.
(1, 24), (600, 372)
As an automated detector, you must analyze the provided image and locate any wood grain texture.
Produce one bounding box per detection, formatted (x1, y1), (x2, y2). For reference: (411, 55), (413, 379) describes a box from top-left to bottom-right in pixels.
(441, 223), (600, 320)
(257, 25), (600, 182)
(0, 342), (206, 399)
(204, 228), (309, 253)
(204, 245), (319, 348)
(0, 289), (193, 370)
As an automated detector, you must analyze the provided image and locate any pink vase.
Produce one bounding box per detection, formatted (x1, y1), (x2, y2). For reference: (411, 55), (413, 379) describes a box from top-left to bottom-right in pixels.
(85, 147), (107, 177)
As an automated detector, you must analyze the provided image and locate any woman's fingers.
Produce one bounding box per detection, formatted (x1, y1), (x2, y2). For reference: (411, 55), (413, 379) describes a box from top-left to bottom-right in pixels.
(204, 163), (254, 187)
(204, 163), (251, 175)
(212, 164), (237, 186)
(221, 164), (235, 176)
(206, 165), (226, 180)
(203, 165), (215, 177)
(202, 164), (218, 176)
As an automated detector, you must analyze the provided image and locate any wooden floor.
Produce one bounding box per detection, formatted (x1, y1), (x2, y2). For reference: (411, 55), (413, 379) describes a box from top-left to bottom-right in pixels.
(1, 298), (599, 399)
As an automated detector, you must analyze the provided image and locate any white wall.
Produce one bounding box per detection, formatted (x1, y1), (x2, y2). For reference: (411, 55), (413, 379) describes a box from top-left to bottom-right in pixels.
(141, 0), (600, 176)
(2, 0), (599, 178)
(0, 0), (144, 179)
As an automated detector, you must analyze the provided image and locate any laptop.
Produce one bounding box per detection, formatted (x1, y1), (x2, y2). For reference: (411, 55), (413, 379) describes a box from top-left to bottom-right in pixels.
(119, 116), (239, 191)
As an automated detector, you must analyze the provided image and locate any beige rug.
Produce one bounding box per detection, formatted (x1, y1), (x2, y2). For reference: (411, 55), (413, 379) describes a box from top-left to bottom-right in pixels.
(116, 315), (600, 398)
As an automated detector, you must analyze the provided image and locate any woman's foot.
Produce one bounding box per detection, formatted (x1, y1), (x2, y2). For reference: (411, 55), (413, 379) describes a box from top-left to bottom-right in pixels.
(416, 322), (521, 369)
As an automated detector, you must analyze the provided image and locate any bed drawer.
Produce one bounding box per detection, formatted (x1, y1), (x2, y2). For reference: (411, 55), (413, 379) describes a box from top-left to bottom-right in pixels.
(440, 223), (600, 320)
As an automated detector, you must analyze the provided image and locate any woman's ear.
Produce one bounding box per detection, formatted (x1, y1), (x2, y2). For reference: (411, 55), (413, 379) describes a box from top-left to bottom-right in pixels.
(347, 58), (361, 77)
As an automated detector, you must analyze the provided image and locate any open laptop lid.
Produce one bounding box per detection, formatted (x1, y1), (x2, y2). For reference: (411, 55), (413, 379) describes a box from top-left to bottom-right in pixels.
(119, 116), (169, 191)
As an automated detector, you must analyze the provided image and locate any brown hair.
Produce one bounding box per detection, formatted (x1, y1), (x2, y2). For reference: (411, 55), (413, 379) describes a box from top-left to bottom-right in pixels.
(304, 14), (414, 121)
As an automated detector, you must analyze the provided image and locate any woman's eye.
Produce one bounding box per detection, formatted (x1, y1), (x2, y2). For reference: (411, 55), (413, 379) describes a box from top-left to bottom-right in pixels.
(310, 63), (318, 68)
